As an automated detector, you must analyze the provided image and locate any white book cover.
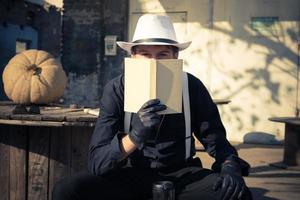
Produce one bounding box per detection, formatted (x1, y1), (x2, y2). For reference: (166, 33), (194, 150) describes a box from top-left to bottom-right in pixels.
(124, 58), (183, 114)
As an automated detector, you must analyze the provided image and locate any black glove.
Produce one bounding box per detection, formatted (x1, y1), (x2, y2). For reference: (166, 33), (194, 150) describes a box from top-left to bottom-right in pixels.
(213, 161), (247, 200)
(129, 99), (166, 148)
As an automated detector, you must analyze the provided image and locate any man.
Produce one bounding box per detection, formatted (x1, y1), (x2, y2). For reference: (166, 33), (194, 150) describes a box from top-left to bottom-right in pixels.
(53, 14), (252, 200)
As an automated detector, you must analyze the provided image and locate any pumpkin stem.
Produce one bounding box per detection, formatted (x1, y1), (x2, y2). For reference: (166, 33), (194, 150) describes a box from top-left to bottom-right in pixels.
(27, 64), (41, 75)
(27, 64), (37, 70)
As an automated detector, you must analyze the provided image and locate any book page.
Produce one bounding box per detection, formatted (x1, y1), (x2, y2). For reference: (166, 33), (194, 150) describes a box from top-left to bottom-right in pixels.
(124, 58), (152, 113)
(156, 59), (183, 114)
(124, 58), (183, 114)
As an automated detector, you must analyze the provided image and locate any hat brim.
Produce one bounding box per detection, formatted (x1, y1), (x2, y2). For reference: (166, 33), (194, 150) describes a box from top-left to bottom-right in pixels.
(116, 41), (192, 53)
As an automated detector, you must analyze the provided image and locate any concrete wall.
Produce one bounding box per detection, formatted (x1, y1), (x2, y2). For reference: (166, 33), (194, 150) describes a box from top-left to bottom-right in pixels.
(128, 0), (300, 142)
(62, 0), (128, 107)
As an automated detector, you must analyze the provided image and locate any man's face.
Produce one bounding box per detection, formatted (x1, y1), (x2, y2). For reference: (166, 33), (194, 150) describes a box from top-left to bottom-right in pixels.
(131, 45), (178, 60)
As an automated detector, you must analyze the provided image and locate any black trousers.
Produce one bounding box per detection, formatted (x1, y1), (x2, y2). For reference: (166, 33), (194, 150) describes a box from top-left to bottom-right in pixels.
(52, 166), (252, 200)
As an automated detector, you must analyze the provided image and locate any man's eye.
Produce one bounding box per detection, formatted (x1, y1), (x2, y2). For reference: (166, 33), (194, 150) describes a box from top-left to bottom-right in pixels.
(141, 53), (151, 57)
(158, 53), (170, 58)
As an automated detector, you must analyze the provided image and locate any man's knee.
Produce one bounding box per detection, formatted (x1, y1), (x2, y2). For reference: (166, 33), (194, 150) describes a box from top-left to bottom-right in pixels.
(243, 187), (253, 200)
(52, 173), (91, 200)
(52, 177), (77, 200)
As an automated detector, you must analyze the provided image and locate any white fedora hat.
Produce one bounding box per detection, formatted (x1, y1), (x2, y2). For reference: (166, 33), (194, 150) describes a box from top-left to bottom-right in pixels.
(117, 14), (191, 53)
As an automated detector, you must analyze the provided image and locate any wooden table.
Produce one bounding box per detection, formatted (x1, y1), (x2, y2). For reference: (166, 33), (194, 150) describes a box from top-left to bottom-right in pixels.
(0, 99), (232, 199)
(0, 102), (97, 200)
(269, 117), (300, 170)
(213, 99), (231, 105)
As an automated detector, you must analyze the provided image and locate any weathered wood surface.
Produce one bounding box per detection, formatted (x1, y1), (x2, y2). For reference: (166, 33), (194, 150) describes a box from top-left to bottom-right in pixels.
(0, 125), (10, 200)
(48, 127), (72, 200)
(0, 102), (96, 200)
(0, 125), (93, 200)
(0, 102), (98, 127)
(9, 126), (27, 200)
(269, 117), (300, 126)
(71, 126), (93, 174)
(28, 127), (50, 200)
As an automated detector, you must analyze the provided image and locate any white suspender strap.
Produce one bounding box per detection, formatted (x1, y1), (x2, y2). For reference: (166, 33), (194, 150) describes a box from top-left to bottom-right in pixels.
(183, 72), (191, 160)
(124, 112), (132, 133)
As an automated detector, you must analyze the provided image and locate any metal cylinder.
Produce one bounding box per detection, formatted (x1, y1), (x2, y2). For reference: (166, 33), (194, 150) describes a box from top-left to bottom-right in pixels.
(152, 181), (175, 200)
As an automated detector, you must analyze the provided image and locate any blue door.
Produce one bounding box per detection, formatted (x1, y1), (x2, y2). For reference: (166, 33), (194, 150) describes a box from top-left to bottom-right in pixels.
(0, 23), (38, 100)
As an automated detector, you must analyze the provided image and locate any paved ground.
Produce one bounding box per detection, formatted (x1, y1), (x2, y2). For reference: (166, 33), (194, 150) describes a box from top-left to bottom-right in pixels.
(196, 143), (300, 200)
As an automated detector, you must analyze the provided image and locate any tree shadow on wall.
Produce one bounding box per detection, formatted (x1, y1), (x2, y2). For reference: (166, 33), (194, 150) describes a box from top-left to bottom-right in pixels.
(210, 22), (298, 132)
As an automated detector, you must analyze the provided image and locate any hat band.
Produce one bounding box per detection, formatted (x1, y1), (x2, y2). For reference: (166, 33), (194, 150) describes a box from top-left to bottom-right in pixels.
(133, 38), (178, 44)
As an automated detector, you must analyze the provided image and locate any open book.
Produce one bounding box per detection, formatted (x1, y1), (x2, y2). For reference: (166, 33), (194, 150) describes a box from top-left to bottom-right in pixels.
(124, 58), (183, 114)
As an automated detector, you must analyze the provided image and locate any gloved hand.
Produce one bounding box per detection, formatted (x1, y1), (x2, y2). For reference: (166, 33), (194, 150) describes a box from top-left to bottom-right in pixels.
(129, 99), (166, 148)
(213, 161), (247, 200)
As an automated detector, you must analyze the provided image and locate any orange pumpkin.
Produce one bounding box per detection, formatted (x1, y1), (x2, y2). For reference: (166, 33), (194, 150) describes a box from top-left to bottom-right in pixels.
(2, 49), (67, 104)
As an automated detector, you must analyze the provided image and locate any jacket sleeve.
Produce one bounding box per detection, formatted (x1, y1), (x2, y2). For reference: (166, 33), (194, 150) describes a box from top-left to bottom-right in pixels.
(190, 74), (239, 169)
(88, 77), (127, 175)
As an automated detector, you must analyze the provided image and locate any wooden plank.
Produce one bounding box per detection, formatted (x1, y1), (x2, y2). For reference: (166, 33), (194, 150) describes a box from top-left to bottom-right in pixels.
(71, 126), (93, 174)
(0, 119), (96, 127)
(83, 108), (100, 116)
(40, 108), (68, 122)
(9, 125), (27, 200)
(213, 99), (231, 105)
(64, 122), (96, 127)
(65, 116), (80, 122)
(0, 119), (65, 127)
(0, 104), (97, 126)
(11, 114), (42, 121)
(48, 127), (71, 200)
(0, 104), (14, 114)
(269, 117), (300, 125)
(0, 113), (10, 119)
(0, 125), (10, 200)
(77, 116), (97, 122)
(28, 127), (50, 200)
(41, 108), (83, 116)
(0, 101), (16, 105)
(41, 115), (65, 122)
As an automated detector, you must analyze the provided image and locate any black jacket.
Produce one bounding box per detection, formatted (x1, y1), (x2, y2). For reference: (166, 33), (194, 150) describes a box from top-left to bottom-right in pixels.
(88, 73), (239, 176)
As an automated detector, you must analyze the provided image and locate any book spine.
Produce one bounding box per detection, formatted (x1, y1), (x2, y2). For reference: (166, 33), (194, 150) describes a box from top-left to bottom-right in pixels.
(150, 59), (157, 99)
